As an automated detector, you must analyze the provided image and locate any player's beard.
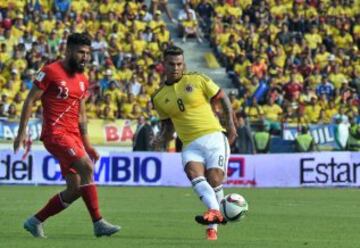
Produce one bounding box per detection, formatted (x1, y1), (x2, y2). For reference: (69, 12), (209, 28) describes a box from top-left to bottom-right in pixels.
(69, 56), (85, 73)
(167, 70), (183, 83)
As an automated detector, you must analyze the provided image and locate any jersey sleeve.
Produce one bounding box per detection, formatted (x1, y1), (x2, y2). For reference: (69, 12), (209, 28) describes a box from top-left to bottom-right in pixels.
(33, 66), (50, 91)
(199, 73), (220, 100)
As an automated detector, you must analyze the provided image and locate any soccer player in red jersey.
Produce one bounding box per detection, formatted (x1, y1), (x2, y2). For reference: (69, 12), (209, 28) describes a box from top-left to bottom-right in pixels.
(13, 33), (120, 238)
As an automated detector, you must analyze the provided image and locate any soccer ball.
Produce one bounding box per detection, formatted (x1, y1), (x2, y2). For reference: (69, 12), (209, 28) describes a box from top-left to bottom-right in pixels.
(220, 193), (248, 222)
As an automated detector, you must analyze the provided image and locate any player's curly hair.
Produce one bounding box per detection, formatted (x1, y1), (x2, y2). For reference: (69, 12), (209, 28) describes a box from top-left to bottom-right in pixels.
(163, 45), (184, 58)
(67, 32), (92, 48)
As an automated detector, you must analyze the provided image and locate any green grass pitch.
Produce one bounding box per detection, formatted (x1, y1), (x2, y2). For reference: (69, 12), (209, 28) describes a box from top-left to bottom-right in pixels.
(0, 186), (359, 248)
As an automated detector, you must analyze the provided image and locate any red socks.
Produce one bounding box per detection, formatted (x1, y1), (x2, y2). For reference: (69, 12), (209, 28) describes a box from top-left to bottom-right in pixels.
(80, 184), (102, 222)
(34, 184), (102, 223)
(35, 194), (67, 222)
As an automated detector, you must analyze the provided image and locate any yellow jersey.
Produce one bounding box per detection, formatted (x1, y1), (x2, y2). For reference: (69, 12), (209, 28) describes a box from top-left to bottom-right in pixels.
(152, 72), (224, 147)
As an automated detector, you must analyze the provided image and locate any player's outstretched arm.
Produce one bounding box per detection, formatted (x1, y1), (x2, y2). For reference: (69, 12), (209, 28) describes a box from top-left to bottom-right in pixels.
(79, 98), (99, 162)
(13, 85), (44, 153)
(211, 89), (237, 145)
(151, 119), (175, 151)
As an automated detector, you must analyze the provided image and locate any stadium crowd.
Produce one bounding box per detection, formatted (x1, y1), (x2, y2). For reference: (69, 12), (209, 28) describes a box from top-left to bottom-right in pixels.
(0, 0), (359, 151)
(186, 0), (360, 128)
(173, 0), (359, 151)
(0, 0), (171, 122)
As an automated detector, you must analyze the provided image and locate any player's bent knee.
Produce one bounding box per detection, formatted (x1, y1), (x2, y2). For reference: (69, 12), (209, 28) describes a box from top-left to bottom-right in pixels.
(61, 187), (81, 203)
(74, 157), (94, 176)
(185, 168), (198, 180)
(78, 165), (94, 183)
(207, 177), (223, 188)
(65, 190), (81, 203)
(65, 180), (81, 195)
(184, 162), (205, 180)
(67, 184), (81, 194)
(83, 162), (94, 175)
(206, 168), (224, 187)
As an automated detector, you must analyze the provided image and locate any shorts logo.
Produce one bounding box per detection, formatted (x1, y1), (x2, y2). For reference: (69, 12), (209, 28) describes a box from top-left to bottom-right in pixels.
(67, 148), (76, 156)
(185, 84), (193, 93)
(35, 71), (46, 82)
(79, 81), (85, 92)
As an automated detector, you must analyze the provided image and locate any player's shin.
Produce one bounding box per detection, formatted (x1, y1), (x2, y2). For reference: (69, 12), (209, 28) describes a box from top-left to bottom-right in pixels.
(80, 183), (102, 222)
(191, 176), (219, 210)
(208, 185), (224, 230)
(35, 193), (69, 222)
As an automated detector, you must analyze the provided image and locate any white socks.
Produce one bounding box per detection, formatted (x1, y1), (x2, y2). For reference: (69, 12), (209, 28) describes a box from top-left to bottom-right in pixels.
(191, 176), (219, 210)
(209, 185), (224, 230)
(213, 184), (224, 203)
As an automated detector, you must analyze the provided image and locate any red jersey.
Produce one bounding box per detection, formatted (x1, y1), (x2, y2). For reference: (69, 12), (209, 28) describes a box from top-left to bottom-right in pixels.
(34, 61), (89, 139)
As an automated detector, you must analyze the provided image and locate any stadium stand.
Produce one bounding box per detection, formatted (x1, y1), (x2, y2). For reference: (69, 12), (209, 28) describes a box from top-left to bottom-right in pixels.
(204, 51), (221, 68)
(197, 0), (359, 126)
(0, 0), (359, 152)
(0, 0), (169, 122)
(186, 0), (359, 151)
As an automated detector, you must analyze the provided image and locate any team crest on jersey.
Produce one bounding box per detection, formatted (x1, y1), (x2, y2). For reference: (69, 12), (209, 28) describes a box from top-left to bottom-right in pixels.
(35, 71), (46, 82)
(79, 81), (85, 92)
(185, 84), (193, 93)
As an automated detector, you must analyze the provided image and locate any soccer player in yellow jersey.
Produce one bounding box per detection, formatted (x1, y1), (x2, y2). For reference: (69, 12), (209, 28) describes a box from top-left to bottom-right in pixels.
(152, 46), (237, 241)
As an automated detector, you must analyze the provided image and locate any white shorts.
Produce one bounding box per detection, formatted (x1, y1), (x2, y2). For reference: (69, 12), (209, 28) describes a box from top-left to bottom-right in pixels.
(182, 132), (230, 171)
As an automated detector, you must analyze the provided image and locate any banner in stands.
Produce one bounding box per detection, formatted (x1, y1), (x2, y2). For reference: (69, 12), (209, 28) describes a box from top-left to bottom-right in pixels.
(0, 118), (42, 141)
(0, 119), (137, 146)
(88, 119), (137, 146)
(1, 147), (359, 187)
(0, 119), (345, 151)
(282, 123), (339, 150)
